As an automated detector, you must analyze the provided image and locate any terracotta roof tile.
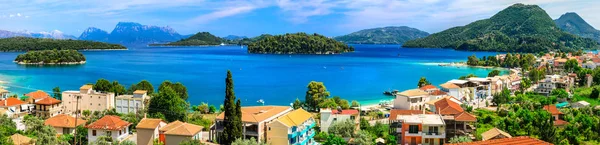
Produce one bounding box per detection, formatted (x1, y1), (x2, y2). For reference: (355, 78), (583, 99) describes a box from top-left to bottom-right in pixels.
(481, 128), (512, 141)
(80, 85), (93, 90)
(430, 90), (447, 95)
(543, 105), (562, 115)
(440, 83), (460, 89)
(35, 97), (61, 105)
(159, 120), (185, 132)
(389, 110), (431, 121)
(45, 114), (86, 128)
(162, 122), (203, 136)
(331, 109), (359, 115)
(554, 119), (568, 126)
(216, 106), (291, 123)
(419, 85), (438, 91)
(25, 90), (50, 100)
(136, 118), (165, 129)
(11, 133), (32, 145)
(86, 115), (131, 130)
(434, 98), (464, 115)
(454, 112), (477, 122)
(398, 89), (429, 97)
(0, 97), (26, 107)
(276, 108), (313, 127)
(447, 136), (552, 145)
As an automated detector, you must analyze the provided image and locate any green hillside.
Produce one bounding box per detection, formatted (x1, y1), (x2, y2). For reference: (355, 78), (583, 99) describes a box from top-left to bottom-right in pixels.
(555, 12), (600, 43)
(247, 33), (354, 54)
(0, 37), (126, 51)
(159, 32), (224, 46)
(334, 26), (429, 44)
(402, 3), (598, 52)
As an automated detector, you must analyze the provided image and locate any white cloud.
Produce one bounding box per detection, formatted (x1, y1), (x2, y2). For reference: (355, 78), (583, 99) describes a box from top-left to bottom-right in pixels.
(16, 13), (21, 17)
(276, 0), (341, 23)
(9, 14), (14, 17)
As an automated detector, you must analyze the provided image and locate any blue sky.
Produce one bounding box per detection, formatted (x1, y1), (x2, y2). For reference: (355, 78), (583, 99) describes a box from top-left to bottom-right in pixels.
(0, 0), (599, 37)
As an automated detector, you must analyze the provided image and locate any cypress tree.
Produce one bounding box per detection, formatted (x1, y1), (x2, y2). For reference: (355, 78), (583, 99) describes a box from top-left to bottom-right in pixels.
(221, 70), (242, 144)
(234, 99), (243, 139)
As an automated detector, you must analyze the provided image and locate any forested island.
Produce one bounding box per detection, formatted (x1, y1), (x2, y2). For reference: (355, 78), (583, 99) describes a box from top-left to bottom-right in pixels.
(334, 26), (429, 44)
(14, 49), (86, 65)
(402, 4), (599, 52)
(0, 37), (126, 51)
(150, 32), (224, 46)
(247, 33), (354, 54)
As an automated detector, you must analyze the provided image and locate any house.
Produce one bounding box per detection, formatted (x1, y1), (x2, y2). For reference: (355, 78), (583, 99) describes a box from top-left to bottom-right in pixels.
(440, 83), (461, 100)
(419, 85), (438, 93)
(571, 101), (590, 108)
(159, 121), (203, 145)
(389, 109), (432, 140)
(320, 108), (359, 133)
(267, 108), (316, 145)
(393, 89), (430, 110)
(0, 97), (28, 119)
(431, 98), (477, 138)
(391, 114), (446, 145)
(543, 105), (568, 126)
(0, 88), (9, 99)
(481, 128), (512, 141)
(115, 90), (148, 114)
(86, 115), (131, 143)
(136, 118), (167, 145)
(446, 136), (552, 145)
(210, 106), (293, 142)
(535, 75), (573, 96)
(24, 90), (51, 111)
(62, 84), (116, 114)
(466, 77), (492, 99)
(44, 114), (86, 135)
(11, 133), (34, 145)
(425, 96), (461, 112)
(33, 97), (62, 118)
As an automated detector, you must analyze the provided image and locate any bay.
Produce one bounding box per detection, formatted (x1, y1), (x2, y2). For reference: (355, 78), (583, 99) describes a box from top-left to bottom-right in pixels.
(0, 44), (502, 106)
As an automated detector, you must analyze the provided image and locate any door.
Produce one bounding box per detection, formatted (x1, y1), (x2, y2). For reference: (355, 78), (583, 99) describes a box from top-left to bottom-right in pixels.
(411, 137), (416, 145)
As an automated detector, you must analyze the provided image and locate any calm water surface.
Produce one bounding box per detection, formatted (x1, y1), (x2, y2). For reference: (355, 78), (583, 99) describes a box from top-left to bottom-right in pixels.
(0, 45), (502, 106)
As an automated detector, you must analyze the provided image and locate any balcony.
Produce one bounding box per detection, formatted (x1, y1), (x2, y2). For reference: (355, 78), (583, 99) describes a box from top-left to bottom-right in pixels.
(422, 132), (445, 138)
(295, 131), (316, 145)
(290, 121), (316, 138)
(404, 131), (421, 136)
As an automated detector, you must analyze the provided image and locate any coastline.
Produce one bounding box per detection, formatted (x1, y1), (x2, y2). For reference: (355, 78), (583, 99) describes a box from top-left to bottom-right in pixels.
(435, 62), (509, 70)
(14, 61), (86, 65)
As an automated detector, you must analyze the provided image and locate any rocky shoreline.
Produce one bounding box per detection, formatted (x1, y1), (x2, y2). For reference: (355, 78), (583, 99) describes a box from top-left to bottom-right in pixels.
(14, 61), (86, 65)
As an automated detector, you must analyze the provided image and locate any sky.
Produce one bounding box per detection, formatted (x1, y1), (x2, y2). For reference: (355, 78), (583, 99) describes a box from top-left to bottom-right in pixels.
(0, 0), (599, 37)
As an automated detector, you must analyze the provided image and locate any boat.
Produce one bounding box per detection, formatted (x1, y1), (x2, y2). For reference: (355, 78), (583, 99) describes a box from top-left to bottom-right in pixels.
(383, 90), (399, 96)
(220, 43), (225, 46)
(257, 99), (265, 105)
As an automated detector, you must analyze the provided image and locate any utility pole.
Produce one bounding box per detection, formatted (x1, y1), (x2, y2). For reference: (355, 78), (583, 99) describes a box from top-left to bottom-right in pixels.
(73, 95), (81, 145)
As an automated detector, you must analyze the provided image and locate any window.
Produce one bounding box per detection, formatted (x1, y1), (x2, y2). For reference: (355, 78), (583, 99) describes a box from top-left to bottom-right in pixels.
(429, 126), (439, 134)
(408, 125), (419, 133)
(350, 116), (355, 120)
(119, 130), (121, 135)
(268, 127), (271, 131)
(92, 130), (96, 136)
(63, 128), (71, 134)
(332, 118), (337, 122)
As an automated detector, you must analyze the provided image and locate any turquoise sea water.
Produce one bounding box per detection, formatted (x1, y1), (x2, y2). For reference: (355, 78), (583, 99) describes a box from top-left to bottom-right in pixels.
(0, 45), (502, 106)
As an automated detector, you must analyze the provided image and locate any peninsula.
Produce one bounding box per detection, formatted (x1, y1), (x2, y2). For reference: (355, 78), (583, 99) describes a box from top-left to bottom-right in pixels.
(0, 37), (126, 51)
(247, 32), (354, 54)
(151, 32), (224, 46)
(14, 49), (86, 65)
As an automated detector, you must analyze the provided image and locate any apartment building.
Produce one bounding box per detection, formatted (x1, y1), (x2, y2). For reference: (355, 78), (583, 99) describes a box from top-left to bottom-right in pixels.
(33, 97), (62, 118)
(319, 108), (359, 133)
(393, 89), (430, 110)
(210, 106), (293, 142)
(390, 114), (446, 145)
(267, 108), (316, 145)
(115, 90), (148, 114)
(44, 114), (86, 135)
(62, 85), (115, 114)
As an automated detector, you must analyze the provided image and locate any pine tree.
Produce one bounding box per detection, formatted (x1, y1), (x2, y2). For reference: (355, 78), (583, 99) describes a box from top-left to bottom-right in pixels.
(222, 70), (242, 144)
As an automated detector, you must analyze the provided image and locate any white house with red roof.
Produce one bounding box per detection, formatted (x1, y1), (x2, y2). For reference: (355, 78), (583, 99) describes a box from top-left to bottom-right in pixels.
(86, 115), (132, 143)
(319, 108), (360, 133)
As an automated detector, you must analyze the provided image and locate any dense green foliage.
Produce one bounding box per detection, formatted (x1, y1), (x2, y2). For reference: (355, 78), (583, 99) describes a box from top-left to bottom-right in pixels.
(128, 80), (155, 94)
(555, 12), (600, 43)
(334, 26), (429, 44)
(159, 81), (189, 100)
(0, 37), (126, 51)
(148, 81), (189, 122)
(466, 53), (536, 69)
(52, 86), (62, 100)
(229, 34), (272, 45)
(231, 138), (266, 145)
(157, 32), (224, 46)
(221, 70), (243, 144)
(417, 77), (431, 88)
(248, 32), (354, 54)
(403, 4), (598, 52)
(14, 49), (85, 64)
(305, 81), (331, 112)
(179, 139), (205, 145)
(488, 70), (501, 77)
(328, 119), (355, 137)
(91, 79), (127, 95)
(0, 115), (16, 145)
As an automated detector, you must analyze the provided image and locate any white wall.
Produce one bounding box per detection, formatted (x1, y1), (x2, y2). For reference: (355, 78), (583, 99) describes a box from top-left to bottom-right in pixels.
(88, 127), (129, 144)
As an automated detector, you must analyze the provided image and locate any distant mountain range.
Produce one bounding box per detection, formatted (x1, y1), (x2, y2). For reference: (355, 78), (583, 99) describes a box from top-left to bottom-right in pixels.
(555, 12), (600, 43)
(402, 3), (598, 52)
(0, 30), (77, 40)
(223, 35), (247, 40)
(334, 26), (429, 44)
(79, 22), (184, 44)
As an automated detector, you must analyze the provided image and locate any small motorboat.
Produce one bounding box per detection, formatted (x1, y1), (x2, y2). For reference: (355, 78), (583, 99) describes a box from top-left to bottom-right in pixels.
(257, 99), (265, 105)
(383, 90), (399, 96)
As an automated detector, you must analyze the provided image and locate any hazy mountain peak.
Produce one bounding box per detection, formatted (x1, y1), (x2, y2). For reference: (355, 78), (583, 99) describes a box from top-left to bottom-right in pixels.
(334, 26), (429, 44)
(555, 12), (600, 42)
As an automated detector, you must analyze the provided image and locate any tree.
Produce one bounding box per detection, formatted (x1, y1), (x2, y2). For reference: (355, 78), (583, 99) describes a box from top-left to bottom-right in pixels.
(82, 110), (91, 120)
(208, 105), (217, 114)
(492, 87), (510, 105)
(459, 74), (477, 80)
(467, 54), (479, 66)
(351, 100), (360, 108)
(119, 140), (136, 145)
(110, 81), (126, 96)
(52, 86), (62, 100)
(338, 99), (350, 109)
(353, 130), (373, 145)
(564, 59), (579, 73)
(537, 112), (556, 143)
(74, 125), (88, 145)
(293, 98), (303, 109)
(231, 138), (266, 145)
(147, 87), (188, 122)
(0, 115), (16, 145)
(221, 70), (242, 144)
(359, 118), (369, 130)
(417, 77), (432, 88)
(130, 80), (154, 94)
(591, 87), (600, 99)
(551, 89), (569, 99)
(94, 79), (112, 92)
(158, 81), (188, 100)
(318, 98), (337, 109)
(520, 78), (532, 93)
(305, 81), (330, 112)
(323, 134), (347, 145)
(91, 135), (113, 145)
(196, 102), (209, 114)
(22, 115), (64, 145)
(179, 139), (204, 145)
(488, 70), (501, 77)
(449, 136), (472, 143)
(328, 119), (355, 137)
